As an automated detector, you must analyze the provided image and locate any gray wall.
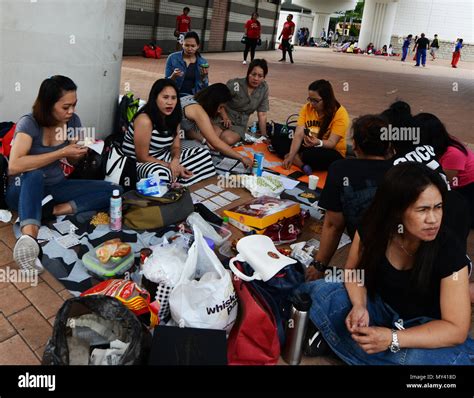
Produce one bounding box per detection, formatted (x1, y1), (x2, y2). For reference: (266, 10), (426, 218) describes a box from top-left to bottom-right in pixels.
(124, 0), (280, 55)
(0, 0), (126, 139)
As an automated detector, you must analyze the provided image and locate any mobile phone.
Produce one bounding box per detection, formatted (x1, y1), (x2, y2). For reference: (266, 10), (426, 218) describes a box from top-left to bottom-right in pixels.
(303, 128), (311, 136)
(194, 202), (223, 225)
(287, 171), (304, 179)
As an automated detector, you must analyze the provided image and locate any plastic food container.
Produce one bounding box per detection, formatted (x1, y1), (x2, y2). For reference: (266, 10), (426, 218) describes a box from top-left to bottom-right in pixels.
(208, 222), (232, 246)
(82, 245), (134, 278)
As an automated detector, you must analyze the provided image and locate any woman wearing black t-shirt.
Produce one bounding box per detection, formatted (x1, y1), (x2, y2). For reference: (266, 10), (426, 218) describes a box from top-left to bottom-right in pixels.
(298, 163), (473, 364)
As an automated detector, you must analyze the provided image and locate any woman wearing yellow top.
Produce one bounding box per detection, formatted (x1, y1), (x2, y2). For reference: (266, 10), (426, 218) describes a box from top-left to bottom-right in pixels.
(272, 79), (350, 173)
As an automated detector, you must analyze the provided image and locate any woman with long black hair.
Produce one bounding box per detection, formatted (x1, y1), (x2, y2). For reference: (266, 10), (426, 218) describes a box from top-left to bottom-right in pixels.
(181, 83), (253, 168)
(299, 162), (474, 365)
(272, 79), (350, 172)
(415, 112), (474, 228)
(121, 79), (215, 186)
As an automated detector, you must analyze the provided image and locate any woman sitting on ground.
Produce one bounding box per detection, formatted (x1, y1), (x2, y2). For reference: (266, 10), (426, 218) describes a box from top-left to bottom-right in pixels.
(415, 112), (474, 228)
(383, 101), (472, 251)
(271, 79), (350, 173)
(299, 162), (474, 365)
(6, 75), (121, 274)
(307, 115), (392, 281)
(214, 59), (270, 145)
(181, 83), (253, 168)
(165, 31), (209, 97)
(122, 78), (215, 186)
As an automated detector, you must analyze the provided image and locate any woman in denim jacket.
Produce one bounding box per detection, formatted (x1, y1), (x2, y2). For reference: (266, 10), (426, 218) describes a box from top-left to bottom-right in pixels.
(298, 163), (474, 365)
(165, 32), (209, 97)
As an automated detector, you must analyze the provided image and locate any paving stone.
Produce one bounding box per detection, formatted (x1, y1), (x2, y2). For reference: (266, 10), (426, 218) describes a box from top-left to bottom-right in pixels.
(22, 282), (64, 320)
(0, 335), (40, 365)
(8, 306), (53, 351)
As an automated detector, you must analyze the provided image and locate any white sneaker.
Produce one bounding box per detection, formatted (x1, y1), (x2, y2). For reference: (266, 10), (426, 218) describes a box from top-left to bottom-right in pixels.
(13, 235), (42, 274)
(243, 60), (247, 65)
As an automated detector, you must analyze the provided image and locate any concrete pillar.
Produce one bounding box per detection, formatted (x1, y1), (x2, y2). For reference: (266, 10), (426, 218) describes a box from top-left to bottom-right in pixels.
(311, 13), (331, 39)
(0, 0), (126, 139)
(358, 0), (399, 50)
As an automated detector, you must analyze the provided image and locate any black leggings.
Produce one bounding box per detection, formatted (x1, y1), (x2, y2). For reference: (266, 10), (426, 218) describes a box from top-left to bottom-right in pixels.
(271, 133), (343, 170)
(281, 39), (294, 62)
(244, 38), (258, 61)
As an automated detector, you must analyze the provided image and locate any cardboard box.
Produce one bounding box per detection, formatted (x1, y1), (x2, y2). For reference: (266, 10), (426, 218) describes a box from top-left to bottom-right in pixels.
(224, 196), (300, 230)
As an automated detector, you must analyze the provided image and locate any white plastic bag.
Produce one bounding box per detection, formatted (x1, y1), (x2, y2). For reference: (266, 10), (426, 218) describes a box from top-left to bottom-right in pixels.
(169, 225), (238, 333)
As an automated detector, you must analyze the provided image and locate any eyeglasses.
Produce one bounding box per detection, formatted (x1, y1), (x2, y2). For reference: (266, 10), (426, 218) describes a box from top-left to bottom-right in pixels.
(307, 97), (323, 104)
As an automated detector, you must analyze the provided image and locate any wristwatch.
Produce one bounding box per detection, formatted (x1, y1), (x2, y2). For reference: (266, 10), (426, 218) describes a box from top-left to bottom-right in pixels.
(311, 260), (328, 272)
(389, 329), (400, 353)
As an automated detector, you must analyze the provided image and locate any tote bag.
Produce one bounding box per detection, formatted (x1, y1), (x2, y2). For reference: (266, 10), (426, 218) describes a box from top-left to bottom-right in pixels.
(104, 143), (137, 191)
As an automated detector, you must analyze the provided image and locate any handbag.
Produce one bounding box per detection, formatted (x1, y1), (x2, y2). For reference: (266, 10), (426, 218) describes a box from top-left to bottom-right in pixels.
(241, 35), (247, 44)
(68, 150), (105, 180)
(122, 187), (194, 230)
(268, 113), (299, 138)
(104, 143), (137, 191)
(227, 261), (280, 365)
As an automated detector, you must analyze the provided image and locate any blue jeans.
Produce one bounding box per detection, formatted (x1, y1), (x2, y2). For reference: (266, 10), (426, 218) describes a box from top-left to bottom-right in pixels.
(416, 49), (427, 66)
(401, 46), (408, 61)
(6, 170), (122, 228)
(297, 280), (474, 365)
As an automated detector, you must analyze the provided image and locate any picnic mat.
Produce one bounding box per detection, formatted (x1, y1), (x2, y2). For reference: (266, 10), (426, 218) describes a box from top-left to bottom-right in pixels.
(234, 142), (327, 189)
(14, 213), (174, 296)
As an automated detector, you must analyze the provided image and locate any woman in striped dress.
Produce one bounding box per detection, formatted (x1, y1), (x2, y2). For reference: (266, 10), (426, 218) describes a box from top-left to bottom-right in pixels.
(122, 79), (215, 186)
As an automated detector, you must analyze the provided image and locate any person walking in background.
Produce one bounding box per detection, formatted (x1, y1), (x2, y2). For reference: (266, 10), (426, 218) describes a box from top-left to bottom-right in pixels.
(320, 28), (326, 41)
(452, 38), (463, 68)
(278, 14), (295, 64)
(243, 12), (261, 65)
(414, 33), (430, 67)
(430, 34), (440, 60)
(175, 7), (192, 51)
(411, 35), (418, 60)
(401, 34), (412, 61)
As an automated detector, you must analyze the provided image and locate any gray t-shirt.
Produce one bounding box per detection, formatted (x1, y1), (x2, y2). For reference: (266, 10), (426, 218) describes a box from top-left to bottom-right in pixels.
(224, 77), (269, 138)
(180, 95), (199, 133)
(14, 113), (82, 185)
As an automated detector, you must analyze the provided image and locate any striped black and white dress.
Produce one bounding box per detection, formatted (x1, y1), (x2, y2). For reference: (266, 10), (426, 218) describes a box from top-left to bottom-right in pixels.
(122, 119), (215, 186)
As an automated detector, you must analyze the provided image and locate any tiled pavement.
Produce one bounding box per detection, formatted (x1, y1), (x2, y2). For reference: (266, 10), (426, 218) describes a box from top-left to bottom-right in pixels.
(1, 47), (473, 365)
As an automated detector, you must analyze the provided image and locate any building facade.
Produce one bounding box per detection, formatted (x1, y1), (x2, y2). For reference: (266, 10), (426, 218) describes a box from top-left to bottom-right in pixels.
(124, 0), (281, 55)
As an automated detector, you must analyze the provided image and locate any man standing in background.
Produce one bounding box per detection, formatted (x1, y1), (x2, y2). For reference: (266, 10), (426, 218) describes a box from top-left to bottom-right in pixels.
(175, 7), (192, 50)
(414, 33), (430, 67)
(430, 34), (440, 60)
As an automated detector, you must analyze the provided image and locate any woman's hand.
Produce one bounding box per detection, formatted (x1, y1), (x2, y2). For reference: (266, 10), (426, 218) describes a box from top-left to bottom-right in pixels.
(61, 144), (88, 161)
(222, 118), (232, 129)
(240, 155), (253, 168)
(350, 326), (392, 354)
(169, 158), (193, 181)
(305, 267), (325, 282)
(170, 68), (184, 80)
(282, 153), (294, 170)
(303, 135), (319, 147)
(345, 305), (370, 333)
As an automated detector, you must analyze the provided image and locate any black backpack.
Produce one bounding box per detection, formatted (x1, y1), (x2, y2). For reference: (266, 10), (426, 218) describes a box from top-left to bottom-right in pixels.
(69, 93), (140, 181)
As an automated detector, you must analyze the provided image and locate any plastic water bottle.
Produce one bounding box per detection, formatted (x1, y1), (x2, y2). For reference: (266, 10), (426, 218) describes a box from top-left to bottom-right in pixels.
(282, 293), (312, 365)
(250, 121), (258, 135)
(109, 189), (122, 232)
